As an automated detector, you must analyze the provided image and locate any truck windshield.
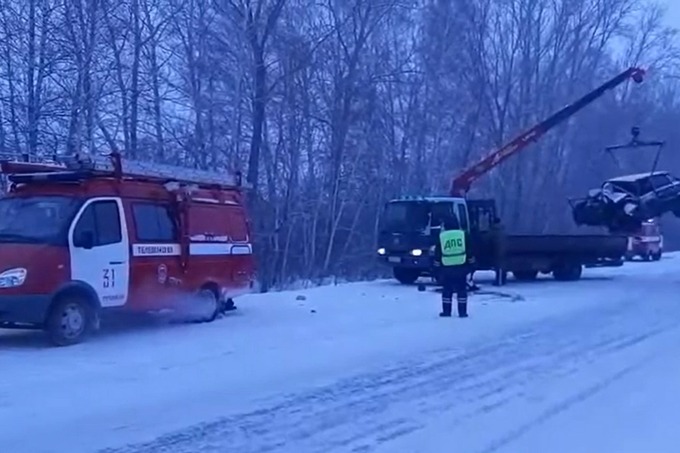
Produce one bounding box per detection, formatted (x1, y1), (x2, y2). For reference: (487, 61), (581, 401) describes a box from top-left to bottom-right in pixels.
(0, 196), (81, 245)
(382, 202), (429, 232)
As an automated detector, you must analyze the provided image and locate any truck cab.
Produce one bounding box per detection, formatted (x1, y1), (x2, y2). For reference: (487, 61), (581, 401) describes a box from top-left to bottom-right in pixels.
(0, 154), (255, 346)
(376, 196), (476, 284)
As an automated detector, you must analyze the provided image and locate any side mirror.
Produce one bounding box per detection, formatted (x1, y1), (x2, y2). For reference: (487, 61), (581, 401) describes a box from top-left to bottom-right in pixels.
(74, 231), (94, 249)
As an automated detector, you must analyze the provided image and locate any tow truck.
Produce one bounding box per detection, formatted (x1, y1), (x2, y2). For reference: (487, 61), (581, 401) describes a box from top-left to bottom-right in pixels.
(377, 67), (645, 284)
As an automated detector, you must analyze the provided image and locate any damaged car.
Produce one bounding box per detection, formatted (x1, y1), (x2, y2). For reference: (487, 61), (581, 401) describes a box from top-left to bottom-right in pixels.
(571, 171), (680, 233)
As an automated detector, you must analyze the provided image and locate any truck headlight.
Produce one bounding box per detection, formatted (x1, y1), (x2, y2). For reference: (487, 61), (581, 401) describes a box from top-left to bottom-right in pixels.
(377, 247), (386, 255)
(410, 249), (423, 256)
(0, 267), (27, 288)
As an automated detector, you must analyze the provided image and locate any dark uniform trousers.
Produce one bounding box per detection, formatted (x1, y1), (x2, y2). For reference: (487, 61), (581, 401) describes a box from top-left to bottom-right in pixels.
(440, 265), (468, 317)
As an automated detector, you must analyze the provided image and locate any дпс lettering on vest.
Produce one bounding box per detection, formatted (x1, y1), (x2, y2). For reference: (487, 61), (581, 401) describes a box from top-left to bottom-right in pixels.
(444, 238), (464, 251)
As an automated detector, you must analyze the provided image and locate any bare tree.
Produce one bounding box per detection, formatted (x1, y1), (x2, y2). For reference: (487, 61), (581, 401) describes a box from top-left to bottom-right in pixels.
(0, 0), (679, 287)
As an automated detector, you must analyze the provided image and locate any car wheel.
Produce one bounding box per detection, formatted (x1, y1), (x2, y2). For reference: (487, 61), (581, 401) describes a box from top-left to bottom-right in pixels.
(46, 296), (95, 346)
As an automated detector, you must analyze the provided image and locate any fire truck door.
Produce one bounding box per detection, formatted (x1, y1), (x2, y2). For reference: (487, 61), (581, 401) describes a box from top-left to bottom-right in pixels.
(68, 197), (130, 307)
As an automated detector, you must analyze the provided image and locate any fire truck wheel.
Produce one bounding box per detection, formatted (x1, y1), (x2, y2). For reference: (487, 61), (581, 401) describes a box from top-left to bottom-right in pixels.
(45, 296), (95, 346)
(196, 287), (220, 323)
(652, 250), (662, 261)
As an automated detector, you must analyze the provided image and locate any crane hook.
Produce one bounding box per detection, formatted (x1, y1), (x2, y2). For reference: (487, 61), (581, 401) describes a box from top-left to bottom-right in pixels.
(631, 68), (645, 83)
(631, 126), (640, 143)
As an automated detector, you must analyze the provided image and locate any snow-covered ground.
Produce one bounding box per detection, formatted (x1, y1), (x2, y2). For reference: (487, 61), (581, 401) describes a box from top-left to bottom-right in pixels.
(2, 256), (680, 453)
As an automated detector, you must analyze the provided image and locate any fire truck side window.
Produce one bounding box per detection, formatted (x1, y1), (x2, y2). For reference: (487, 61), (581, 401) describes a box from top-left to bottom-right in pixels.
(73, 201), (122, 247)
(132, 203), (177, 242)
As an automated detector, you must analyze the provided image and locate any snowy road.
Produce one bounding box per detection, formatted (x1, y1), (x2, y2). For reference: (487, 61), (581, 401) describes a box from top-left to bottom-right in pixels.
(2, 257), (680, 452)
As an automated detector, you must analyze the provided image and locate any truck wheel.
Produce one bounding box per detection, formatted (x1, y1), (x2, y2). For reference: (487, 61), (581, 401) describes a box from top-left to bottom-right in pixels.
(393, 267), (420, 285)
(651, 250), (662, 261)
(45, 295), (95, 346)
(553, 264), (582, 281)
(196, 287), (220, 323)
(512, 270), (538, 281)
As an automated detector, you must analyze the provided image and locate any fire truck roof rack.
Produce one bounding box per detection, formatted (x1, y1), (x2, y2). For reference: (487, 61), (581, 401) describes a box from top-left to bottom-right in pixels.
(1, 152), (249, 190)
(0, 152), (65, 174)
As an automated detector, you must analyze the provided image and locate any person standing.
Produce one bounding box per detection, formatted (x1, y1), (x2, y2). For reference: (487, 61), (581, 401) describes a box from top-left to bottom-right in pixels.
(434, 216), (471, 318)
(490, 216), (507, 286)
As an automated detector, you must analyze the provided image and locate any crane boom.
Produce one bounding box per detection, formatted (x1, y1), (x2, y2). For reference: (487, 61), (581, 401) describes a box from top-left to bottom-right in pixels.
(450, 67), (646, 196)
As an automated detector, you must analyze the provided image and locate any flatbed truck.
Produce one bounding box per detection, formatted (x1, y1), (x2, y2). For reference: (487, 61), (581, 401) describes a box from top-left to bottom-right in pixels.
(377, 67), (645, 284)
(378, 197), (626, 284)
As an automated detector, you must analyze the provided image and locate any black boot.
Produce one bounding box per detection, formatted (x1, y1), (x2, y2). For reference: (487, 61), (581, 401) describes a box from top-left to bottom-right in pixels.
(457, 301), (468, 318)
(439, 301), (452, 317)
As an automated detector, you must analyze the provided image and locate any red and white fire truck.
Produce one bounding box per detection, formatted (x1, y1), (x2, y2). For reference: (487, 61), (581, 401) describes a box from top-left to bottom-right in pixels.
(625, 218), (663, 261)
(0, 153), (255, 345)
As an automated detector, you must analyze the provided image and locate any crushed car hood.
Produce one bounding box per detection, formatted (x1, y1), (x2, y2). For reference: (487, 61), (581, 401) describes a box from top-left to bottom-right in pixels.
(602, 191), (629, 203)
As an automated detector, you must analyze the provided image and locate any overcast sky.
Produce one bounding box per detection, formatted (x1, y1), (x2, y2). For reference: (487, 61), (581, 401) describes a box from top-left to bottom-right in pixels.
(664, 0), (680, 27)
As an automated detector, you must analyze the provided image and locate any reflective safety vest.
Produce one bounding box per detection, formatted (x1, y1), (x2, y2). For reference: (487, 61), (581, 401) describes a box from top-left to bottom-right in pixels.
(440, 229), (466, 266)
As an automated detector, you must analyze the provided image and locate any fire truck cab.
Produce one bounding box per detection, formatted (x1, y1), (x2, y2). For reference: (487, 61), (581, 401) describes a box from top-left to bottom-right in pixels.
(0, 153), (255, 346)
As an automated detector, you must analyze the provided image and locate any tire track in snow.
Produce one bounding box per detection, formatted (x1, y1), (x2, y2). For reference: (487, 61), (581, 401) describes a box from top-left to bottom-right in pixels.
(475, 362), (641, 453)
(102, 294), (680, 453)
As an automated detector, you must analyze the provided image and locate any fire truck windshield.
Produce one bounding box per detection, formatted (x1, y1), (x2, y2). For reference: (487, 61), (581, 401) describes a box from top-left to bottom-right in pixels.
(382, 201), (430, 232)
(0, 196), (82, 245)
